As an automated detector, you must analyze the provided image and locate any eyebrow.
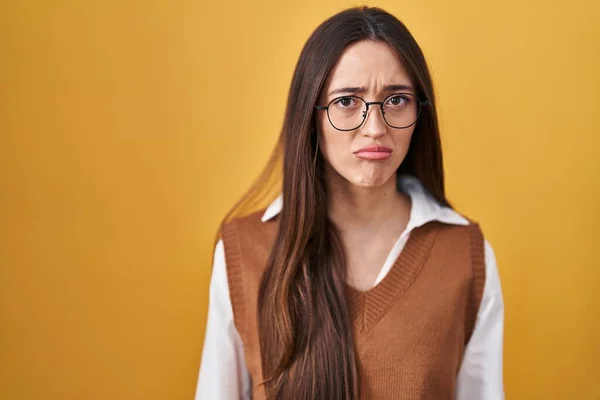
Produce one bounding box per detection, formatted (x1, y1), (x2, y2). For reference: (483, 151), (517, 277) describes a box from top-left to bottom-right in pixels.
(327, 84), (414, 96)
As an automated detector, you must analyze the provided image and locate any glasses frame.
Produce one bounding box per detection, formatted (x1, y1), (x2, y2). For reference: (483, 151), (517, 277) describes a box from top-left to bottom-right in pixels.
(315, 92), (430, 132)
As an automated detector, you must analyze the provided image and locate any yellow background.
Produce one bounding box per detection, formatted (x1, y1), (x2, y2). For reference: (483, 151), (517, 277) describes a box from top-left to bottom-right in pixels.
(1, 0), (599, 399)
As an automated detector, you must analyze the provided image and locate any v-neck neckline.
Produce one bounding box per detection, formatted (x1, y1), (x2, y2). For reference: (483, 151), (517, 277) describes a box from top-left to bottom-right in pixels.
(345, 221), (439, 334)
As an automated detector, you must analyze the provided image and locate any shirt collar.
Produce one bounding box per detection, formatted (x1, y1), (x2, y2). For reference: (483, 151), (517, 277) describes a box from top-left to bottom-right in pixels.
(260, 173), (470, 228)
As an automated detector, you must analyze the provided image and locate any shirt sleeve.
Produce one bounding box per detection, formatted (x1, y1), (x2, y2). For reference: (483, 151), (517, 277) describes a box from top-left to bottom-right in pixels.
(455, 238), (505, 400)
(194, 239), (252, 400)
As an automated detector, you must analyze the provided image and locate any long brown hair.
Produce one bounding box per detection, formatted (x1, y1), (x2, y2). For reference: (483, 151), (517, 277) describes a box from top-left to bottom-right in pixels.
(222, 6), (451, 399)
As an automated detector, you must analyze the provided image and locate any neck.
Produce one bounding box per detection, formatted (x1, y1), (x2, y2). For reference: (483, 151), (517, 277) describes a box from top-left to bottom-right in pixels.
(325, 166), (411, 234)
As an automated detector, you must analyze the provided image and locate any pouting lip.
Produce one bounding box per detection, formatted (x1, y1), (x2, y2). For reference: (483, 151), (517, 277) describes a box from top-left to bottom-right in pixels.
(354, 145), (393, 154)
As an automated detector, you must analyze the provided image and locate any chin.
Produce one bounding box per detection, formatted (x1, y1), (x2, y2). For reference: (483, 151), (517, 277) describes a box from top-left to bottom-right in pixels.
(348, 168), (399, 187)
(352, 177), (389, 187)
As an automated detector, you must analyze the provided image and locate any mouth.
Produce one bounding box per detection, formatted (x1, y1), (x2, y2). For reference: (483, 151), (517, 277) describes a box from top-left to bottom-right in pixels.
(354, 146), (393, 160)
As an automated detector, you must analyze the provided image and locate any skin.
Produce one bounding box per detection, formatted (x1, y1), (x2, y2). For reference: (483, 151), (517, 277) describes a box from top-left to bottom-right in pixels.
(316, 40), (417, 291)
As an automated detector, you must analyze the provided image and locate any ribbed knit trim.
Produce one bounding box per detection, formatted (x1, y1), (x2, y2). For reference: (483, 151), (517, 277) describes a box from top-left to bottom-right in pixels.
(220, 220), (247, 339)
(346, 221), (439, 334)
(465, 222), (486, 343)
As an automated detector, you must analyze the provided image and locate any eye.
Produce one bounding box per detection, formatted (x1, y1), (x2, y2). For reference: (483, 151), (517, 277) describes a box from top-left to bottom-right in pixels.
(332, 96), (358, 108)
(387, 95), (410, 106)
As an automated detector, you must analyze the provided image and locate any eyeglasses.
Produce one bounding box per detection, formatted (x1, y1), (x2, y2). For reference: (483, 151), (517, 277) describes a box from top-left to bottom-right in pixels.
(315, 93), (429, 131)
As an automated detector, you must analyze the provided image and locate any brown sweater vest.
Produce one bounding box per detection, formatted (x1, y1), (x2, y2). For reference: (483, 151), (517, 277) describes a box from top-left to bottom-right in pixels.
(221, 210), (486, 400)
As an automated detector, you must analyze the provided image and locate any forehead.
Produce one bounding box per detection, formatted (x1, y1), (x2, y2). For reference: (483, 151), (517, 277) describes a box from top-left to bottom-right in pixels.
(323, 40), (412, 94)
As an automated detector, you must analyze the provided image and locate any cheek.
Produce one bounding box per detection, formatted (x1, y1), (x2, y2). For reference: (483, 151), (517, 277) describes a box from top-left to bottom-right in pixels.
(387, 130), (414, 167)
(392, 129), (414, 153)
(319, 133), (345, 165)
(317, 115), (345, 161)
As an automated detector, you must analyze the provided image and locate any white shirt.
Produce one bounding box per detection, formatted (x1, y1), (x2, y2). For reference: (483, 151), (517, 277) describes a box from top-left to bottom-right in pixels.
(195, 174), (505, 399)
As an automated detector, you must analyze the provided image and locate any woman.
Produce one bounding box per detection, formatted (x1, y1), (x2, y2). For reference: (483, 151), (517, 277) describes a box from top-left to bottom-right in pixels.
(196, 6), (504, 400)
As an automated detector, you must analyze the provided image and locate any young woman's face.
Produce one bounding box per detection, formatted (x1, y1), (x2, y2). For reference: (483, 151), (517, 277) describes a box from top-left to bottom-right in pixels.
(316, 40), (418, 188)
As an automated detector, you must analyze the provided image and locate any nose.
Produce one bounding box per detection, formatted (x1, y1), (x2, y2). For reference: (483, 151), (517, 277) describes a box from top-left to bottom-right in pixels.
(360, 104), (387, 138)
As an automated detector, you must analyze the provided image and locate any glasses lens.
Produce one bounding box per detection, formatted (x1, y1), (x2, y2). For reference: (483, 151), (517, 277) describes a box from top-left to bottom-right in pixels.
(327, 96), (366, 130)
(382, 93), (420, 128)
